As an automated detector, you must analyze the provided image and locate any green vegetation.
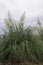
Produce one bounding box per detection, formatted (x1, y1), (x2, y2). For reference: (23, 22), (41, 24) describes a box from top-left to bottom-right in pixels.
(0, 13), (43, 65)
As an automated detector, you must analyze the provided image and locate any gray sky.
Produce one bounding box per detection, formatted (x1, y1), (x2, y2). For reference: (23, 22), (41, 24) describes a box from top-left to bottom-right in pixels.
(0, 0), (43, 19)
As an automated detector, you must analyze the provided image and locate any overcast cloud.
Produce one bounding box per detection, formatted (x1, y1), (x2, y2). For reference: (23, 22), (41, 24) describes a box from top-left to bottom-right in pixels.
(0, 0), (43, 19)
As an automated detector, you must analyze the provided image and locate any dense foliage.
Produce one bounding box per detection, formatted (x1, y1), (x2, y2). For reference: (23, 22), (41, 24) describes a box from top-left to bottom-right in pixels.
(0, 14), (43, 65)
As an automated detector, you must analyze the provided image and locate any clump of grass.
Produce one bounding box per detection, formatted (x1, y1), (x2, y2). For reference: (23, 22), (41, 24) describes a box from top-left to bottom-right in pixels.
(0, 13), (43, 65)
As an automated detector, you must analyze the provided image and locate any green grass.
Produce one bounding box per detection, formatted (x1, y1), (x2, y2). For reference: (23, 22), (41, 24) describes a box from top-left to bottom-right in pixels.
(0, 13), (43, 65)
